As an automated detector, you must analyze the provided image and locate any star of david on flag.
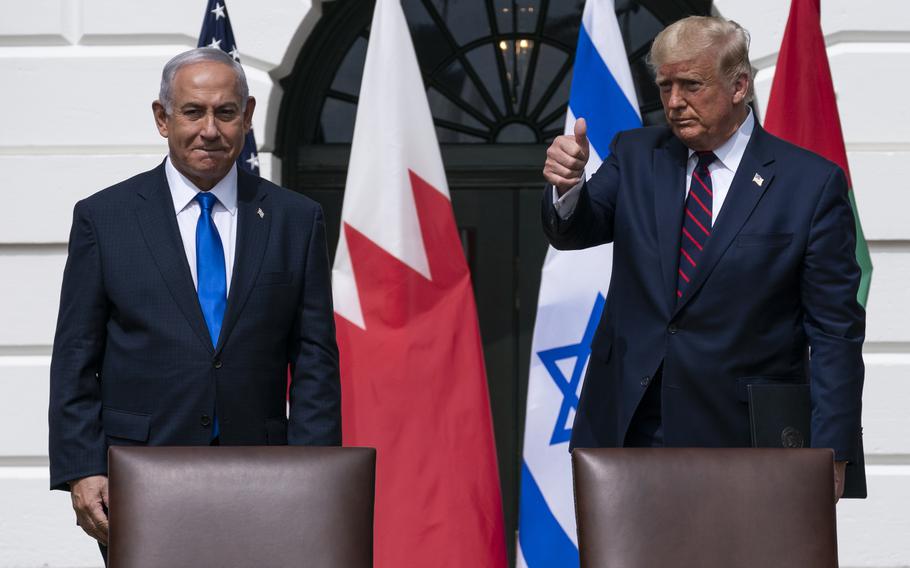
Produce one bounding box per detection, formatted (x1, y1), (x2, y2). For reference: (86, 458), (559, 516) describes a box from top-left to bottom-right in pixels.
(198, 0), (259, 175)
(518, 1), (641, 566)
(537, 294), (605, 445)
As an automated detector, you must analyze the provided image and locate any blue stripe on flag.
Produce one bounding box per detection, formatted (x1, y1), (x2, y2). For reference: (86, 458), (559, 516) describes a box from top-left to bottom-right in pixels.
(568, 24), (641, 156)
(518, 460), (580, 567)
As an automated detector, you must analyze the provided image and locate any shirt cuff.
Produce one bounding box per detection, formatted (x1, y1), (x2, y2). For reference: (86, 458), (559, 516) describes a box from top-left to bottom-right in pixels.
(552, 180), (584, 220)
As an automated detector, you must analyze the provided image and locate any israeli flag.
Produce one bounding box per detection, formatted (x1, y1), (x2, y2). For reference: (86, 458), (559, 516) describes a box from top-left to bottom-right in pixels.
(517, 1), (641, 566)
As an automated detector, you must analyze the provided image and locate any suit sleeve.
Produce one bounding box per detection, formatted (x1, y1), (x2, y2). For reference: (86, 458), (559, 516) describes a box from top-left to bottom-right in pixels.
(48, 200), (110, 490)
(801, 165), (865, 462)
(541, 132), (623, 250)
(287, 205), (342, 446)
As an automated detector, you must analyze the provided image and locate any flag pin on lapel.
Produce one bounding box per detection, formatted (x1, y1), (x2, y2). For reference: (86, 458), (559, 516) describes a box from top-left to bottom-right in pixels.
(752, 173), (764, 187)
(257, 208), (265, 219)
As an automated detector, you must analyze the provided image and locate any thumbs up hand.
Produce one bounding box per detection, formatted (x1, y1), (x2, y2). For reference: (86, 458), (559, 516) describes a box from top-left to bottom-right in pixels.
(543, 117), (591, 195)
(574, 118), (589, 156)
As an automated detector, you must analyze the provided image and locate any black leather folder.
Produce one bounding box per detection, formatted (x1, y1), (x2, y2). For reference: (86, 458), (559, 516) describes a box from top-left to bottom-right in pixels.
(748, 383), (867, 498)
(748, 383), (811, 449)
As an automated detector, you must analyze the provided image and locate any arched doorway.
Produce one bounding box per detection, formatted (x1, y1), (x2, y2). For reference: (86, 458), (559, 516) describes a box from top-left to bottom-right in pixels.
(275, 1), (712, 562)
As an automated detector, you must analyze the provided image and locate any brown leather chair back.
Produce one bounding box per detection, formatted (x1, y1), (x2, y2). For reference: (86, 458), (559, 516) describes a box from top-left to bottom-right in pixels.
(108, 446), (375, 567)
(572, 448), (838, 568)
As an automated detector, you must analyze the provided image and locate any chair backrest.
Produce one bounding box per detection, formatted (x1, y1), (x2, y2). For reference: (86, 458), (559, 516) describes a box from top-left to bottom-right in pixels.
(572, 448), (837, 568)
(108, 446), (375, 567)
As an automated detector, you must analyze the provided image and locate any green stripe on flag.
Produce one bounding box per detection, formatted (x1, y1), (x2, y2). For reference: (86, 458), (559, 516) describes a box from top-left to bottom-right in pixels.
(849, 190), (872, 308)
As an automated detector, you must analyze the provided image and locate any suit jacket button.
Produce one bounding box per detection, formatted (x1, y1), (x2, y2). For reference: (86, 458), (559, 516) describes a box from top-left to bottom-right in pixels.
(668, 324), (678, 334)
(201, 414), (212, 427)
(213, 359), (223, 369)
(640, 376), (651, 388)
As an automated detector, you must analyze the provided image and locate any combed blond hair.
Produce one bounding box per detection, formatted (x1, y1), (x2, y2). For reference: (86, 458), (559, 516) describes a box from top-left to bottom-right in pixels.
(648, 16), (754, 102)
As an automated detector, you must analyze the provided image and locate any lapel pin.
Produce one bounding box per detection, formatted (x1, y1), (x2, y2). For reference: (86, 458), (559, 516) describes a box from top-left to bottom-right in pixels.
(257, 208), (265, 219)
(752, 173), (764, 187)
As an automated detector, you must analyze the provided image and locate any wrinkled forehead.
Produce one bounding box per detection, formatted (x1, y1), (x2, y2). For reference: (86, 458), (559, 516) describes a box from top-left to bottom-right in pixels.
(655, 51), (721, 81)
(171, 61), (244, 103)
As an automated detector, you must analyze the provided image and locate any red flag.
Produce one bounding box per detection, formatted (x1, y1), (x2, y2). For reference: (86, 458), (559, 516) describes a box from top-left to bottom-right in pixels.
(764, 0), (872, 304)
(331, 1), (507, 566)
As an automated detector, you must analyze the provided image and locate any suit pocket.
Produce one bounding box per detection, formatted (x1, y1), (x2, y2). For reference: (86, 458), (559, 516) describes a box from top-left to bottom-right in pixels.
(103, 407), (150, 442)
(256, 271), (293, 287)
(736, 376), (805, 402)
(265, 416), (289, 445)
(736, 233), (793, 248)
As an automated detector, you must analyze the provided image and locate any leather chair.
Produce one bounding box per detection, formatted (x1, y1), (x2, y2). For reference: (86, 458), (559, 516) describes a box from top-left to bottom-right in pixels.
(108, 446), (375, 567)
(572, 448), (838, 568)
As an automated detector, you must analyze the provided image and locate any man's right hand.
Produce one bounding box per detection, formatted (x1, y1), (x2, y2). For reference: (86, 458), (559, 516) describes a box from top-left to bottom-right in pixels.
(543, 117), (590, 196)
(70, 475), (109, 546)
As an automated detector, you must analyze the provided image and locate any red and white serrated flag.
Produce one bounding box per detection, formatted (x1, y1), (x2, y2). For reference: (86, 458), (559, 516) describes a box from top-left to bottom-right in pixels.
(331, 1), (507, 567)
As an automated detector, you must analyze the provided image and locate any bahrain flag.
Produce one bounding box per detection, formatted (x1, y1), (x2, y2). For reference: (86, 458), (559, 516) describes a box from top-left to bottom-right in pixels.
(331, 1), (507, 567)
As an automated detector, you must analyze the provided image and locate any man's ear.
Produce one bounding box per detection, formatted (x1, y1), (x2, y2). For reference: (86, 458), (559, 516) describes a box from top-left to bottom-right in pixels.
(243, 96), (256, 133)
(152, 100), (169, 138)
(731, 73), (749, 105)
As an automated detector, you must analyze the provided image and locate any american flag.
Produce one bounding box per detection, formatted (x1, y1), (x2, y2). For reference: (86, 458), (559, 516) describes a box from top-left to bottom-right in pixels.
(198, 0), (259, 175)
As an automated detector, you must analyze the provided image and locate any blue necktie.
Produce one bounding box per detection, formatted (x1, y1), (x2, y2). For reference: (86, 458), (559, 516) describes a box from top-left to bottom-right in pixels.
(195, 192), (226, 439)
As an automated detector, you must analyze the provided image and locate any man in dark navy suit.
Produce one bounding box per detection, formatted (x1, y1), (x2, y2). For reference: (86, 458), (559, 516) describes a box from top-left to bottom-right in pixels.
(49, 47), (341, 549)
(543, 17), (864, 499)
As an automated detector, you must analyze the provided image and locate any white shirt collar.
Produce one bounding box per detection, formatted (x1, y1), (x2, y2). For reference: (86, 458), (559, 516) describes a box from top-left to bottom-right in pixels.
(687, 107), (755, 173)
(165, 156), (238, 216)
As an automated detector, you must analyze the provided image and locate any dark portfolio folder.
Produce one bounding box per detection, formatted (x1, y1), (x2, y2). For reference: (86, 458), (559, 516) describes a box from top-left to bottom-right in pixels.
(747, 383), (866, 498)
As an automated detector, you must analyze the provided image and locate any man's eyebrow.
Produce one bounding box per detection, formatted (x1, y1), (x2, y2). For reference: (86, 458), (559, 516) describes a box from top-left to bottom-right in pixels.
(178, 102), (240, 110)
(662, 73), (705, 82)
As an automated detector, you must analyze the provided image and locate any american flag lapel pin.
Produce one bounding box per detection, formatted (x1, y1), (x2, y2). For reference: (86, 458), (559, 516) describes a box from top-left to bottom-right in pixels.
(257, 208), (265, 219)
(752, 173), (764, 187)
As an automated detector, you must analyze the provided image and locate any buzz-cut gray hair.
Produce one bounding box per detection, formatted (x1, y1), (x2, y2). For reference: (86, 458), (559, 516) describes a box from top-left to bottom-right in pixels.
(158, 47), (250, 114)
(648, 16), (754, 102)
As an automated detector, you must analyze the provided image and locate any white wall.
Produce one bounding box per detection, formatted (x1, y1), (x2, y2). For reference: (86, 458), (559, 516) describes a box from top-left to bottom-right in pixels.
(715, 1), (910, 566)
(1, 0), (908, 566)
(0, 1), (322, 565)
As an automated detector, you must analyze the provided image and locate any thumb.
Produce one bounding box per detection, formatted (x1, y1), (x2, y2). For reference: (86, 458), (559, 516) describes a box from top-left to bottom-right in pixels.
(574, 118), (589, 151)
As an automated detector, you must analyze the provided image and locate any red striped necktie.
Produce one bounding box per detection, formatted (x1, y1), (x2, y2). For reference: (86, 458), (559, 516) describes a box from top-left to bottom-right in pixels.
(677, 151), (716, 300)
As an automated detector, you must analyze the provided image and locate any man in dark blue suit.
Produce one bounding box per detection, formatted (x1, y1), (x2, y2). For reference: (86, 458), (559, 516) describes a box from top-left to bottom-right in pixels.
(49, 47), (341, 549)
(542, 17), (864, 499)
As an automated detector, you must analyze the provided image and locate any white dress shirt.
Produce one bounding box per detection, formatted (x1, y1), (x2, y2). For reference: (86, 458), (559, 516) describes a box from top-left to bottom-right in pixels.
(165, 157), (238, 294)
(554, 109), (756, 223)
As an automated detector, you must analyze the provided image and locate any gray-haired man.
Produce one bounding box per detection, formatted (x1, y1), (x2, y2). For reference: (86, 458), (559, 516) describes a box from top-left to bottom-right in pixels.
(49, 48), (341, 556)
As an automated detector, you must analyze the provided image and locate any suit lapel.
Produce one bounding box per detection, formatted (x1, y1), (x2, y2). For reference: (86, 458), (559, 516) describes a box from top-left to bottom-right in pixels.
(674, 125), (777, 317)
(653, 134), (689, 314)
(215, 170), (270, 355)
(134, 162), (214, 353)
